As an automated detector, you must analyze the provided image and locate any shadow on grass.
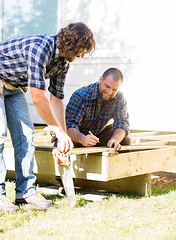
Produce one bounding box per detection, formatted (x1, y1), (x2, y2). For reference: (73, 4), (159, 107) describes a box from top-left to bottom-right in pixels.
(41, 192), (64, 201)
(74, 192), (144, 208)
(75, 197), (90, 207)
(0, 228), (5, 233)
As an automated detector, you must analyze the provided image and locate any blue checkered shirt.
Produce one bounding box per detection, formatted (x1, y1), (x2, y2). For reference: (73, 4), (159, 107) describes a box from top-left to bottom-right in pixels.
(66, 82), (129, 135)
(0, 34), (69, 99)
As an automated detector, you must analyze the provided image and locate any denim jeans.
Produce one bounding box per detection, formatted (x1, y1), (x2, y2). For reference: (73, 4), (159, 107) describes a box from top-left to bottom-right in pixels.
(0, 86), (37, 199)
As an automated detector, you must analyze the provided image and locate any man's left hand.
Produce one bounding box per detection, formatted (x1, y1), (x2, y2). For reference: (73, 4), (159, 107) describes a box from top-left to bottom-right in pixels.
(107, 139), (121, 151)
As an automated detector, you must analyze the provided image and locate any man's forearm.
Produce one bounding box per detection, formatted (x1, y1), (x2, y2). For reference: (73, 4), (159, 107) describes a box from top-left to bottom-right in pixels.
(30, 87), (73, 153)
(67, 127), (85, 144)
(110, 128), (126, 143)
(30, 87), (62, 129)
(50, 94), (67, 132)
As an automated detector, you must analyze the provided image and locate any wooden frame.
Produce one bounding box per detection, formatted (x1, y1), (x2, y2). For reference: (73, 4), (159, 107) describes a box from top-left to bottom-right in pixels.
(4, 128), (176, 196)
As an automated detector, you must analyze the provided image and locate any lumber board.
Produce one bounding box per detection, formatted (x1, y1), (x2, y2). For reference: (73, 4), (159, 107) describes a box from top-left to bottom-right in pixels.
(6, 145), (176, 182)
(6, 127), (176, 147)
(68, 147), (116, 155)
(120, 145), (172, 151)
(132, 140), (176, 146)
(129, 131), (160, 138)
(34, 145), (116, 155)
(74, 174), (151, 196)
(138, 134), (176, 142)
(132, 140), (167, 146)
(69, 147), (176, 181)
(129, 131), (175, 138)
(108, 147), (176, 180)
(35, 145), (175, 156)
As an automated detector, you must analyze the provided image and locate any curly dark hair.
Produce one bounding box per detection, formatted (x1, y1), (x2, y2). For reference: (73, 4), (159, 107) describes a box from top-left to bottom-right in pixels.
(57, 22), (96, 59)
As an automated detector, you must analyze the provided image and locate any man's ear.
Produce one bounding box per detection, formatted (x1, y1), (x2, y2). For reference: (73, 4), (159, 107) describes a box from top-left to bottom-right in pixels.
(99, 76), (103, 84)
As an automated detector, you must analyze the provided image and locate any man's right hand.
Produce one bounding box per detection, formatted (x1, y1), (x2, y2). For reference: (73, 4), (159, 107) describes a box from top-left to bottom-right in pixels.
(81, 134), (99, 147)
(49, 126), (73, 153)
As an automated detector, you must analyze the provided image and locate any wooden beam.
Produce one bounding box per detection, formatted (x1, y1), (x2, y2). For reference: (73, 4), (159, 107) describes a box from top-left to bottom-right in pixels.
(35, 145), (176, 156)
(108, 147), (176, 180)
(132, 140), (168, 146)
(5, 144), (176, 181)
(129, 131), (159, 138)
(74, 174), (151, 196)
(139, 134), (176, 141)
(129, 131), (176, 138)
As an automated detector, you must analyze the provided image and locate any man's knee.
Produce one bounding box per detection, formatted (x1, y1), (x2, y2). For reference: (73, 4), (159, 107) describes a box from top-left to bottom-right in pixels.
(120, 135), (131, 146)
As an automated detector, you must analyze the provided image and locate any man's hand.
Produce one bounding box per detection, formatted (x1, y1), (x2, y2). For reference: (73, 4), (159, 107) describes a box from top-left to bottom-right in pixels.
(49, 126), (73, 153)
(81, 134), (99, 147)
(107, 128), (125, 151)
(107, 139), (121, 151)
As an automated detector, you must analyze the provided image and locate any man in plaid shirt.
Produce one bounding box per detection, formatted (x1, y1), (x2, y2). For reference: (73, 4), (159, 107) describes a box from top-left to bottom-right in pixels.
(66, 68), (130, 150)
(0, 22), (95, 211)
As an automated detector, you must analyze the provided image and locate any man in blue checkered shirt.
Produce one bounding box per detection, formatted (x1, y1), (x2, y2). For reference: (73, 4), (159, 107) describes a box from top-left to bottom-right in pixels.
(66, 68), (130, 150)
(0, 22), (95, 211)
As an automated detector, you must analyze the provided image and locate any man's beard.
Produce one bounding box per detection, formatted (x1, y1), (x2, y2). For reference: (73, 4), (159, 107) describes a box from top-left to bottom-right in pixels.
(99, 91), (111, 102)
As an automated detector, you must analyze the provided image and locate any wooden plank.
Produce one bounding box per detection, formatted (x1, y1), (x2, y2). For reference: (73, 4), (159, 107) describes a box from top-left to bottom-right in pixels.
(133, 141), (176, 146)
(68, 147), (116, 155)
(35, 145), (175, 156)
(6, 168), (151, 196)
(34, 139), (52, 145)
(74, 173), (151, 196)
(35, 146), (118, 155)
(130, 129), (154, 133)
(5, 145), (176, 182)
(129, 131), (160, 138)
(72, 153), (109, 181)
(108, 147), (176, 180)
(138, 134), (176, 142)
(68, 147), (176, 181)
(120, 145), (172, 151)
(132, 140), (168, 146)
(34, 148), (57, 176)
(129, 131), (176, 138)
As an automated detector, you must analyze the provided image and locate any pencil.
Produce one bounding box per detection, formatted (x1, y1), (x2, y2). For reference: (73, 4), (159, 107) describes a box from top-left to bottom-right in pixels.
(88, 131), (100, 143)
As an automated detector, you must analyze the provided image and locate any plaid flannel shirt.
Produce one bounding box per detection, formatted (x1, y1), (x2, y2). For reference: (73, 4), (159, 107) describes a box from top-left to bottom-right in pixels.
(66, 82), (130, 135)
(0, 34), (69, 99)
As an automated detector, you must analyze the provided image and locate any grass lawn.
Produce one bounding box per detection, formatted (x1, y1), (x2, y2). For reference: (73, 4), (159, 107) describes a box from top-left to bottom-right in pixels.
(0, 179), (176, 240)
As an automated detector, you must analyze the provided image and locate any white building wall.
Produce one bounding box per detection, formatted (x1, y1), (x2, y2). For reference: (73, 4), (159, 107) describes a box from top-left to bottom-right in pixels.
(1, 0), (176, 131)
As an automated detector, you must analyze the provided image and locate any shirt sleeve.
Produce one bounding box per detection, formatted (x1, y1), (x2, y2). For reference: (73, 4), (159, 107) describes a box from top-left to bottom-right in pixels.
(66, 90), (86, 130)
(48, 62), (69, 99)
(113, 92), (130, 134)
(23, 42), (52, 90)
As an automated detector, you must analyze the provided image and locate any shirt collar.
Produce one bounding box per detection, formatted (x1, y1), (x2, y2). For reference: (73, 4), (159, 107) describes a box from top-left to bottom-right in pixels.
(52, 35), (60, 58)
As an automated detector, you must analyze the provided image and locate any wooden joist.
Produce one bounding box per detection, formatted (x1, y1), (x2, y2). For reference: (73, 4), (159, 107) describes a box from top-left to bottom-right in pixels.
(34, 144), (176, 156)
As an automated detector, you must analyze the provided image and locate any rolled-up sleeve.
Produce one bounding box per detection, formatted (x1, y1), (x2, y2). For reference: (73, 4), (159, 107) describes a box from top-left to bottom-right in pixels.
(48, 62), (69, 99)
(66, 91), (86, 130)
(113, 92), (130, 134)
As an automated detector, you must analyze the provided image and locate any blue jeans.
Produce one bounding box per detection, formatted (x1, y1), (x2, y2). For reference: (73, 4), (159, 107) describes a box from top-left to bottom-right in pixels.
(0, 86), (37, 199)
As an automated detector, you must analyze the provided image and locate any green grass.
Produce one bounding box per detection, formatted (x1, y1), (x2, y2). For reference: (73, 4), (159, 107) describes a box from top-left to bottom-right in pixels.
(1, 181), (176, 240)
